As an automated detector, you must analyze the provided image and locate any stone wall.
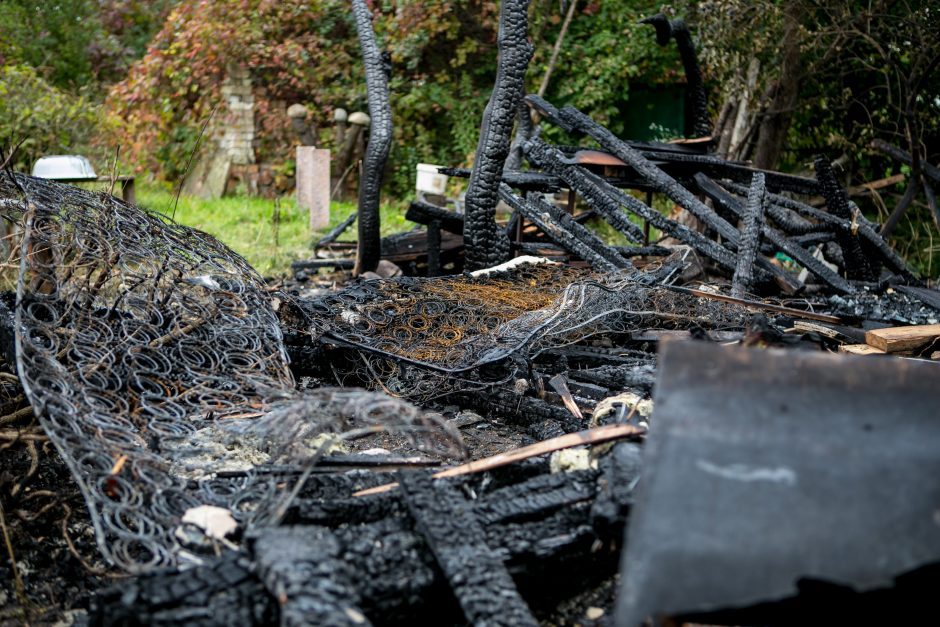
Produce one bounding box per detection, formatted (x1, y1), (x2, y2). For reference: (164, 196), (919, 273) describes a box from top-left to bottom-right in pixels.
(182, 65), (257, 199)
(218, 65), (255, 166)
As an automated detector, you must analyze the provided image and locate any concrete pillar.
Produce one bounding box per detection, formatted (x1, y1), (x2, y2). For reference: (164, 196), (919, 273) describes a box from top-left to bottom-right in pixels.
(296, 147), (331, 230)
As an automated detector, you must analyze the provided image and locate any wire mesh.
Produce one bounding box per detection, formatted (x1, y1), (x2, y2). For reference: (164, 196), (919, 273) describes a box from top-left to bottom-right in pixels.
(0, 172), (457, 572)
(297, 262), (752, 402)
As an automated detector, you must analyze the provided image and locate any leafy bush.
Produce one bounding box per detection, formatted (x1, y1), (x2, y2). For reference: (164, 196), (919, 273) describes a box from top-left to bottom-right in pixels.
(0, 0), (175, 89)
(0, 65), (104, 171)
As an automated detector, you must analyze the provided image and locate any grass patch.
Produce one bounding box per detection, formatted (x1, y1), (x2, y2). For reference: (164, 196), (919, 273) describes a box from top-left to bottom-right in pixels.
(136, 182), (411, 276)
(134, 183), (939, 281)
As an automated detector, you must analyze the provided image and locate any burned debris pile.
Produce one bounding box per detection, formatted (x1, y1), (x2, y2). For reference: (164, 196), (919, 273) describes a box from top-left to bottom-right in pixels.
(2, 5), (940, 627)
(1, 162), (938, 624)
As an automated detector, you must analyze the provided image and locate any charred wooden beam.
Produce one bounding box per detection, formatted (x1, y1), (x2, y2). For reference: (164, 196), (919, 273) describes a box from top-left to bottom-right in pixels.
(523, 137), (742, 273)
(352, 0), (393, 275)
(640, 14), (710, 138)
(452, 386), (585, 434)
(721, 180), (917, 282)
(89, 551), (276, 626)
(92, 460), (621, 625)
(463, 0), (533, 270)
(613, 244), (673, 257)
(406, 200), (465, 235)
(379, 229), (464, 265)
(567, 364), (657, 393)
(524, 195), (631, 267)
(881, 174), (920, 239)
(871, 138), (940, 186)
(522, 139), (644, 244)
(253, 526), (370, 627)
(591, 441), (644, 540)
(337, 517), (449, 622)
(512, 243), (569, 261)
(439, 167), (564, 193)
(694, 174), (855, 293)
(545, 140), (799, 291)
(524, 94), (572, 132)
(399, 471), (539, 627)
(474, 469), (598, 526)
(556, 104), (740, 244)
(498, 185), (625, 273)
(524, 96), (820, 195)
(761, 203), (819, 236)
(925, 181), (940, 232)
(426, 219), (442, 276)
(814, 157), (874, 281)
(731, 173), (767, 298)
(291, 258), (356, 272)
(635, 149), (821, 195)
(491, 506), (597, 564)
(893, 284), (940, 312)
(791, 231), (836, 246)
(315, 212), (357, 249)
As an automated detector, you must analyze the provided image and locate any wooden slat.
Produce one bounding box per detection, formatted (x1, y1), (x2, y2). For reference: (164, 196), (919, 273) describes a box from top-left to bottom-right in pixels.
(865, 324), (940, 353)
(839, 343), (886, 355)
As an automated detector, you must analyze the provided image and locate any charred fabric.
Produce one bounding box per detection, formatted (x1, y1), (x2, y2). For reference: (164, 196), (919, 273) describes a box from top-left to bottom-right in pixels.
(1, 4), (940, 627)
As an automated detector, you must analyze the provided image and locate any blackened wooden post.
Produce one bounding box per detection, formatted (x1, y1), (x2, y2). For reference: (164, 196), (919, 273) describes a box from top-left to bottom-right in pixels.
(351, 0), (392, 276)
(462, 0), (533, 271)
(731, 173), (766, 298)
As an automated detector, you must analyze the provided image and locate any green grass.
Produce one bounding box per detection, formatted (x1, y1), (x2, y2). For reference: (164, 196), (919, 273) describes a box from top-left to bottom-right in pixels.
(136, 182), (411, 277)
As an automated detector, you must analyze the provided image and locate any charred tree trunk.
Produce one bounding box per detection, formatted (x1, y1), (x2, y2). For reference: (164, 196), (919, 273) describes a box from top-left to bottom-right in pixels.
(352, 0), (393, 276)
(463, 0), (533, 271)
(752, 4), (801, 170)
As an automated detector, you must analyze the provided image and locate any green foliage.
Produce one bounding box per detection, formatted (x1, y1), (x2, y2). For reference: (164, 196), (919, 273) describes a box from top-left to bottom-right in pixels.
(692, 0), (940, 276)
(107, 1), (695, 192)
(533, 0), (691, 136)
(0, 0), (173, 89)
(0, 65), (104, 171)
(0, 0), (98, 89)
(693, 0), (940, 169)
(0, 0), (173, 173)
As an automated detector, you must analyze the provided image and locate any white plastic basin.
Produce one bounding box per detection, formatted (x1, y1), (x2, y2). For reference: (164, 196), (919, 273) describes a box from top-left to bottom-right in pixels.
(416, 163), (448, 195)
(32, 155), (97, 180)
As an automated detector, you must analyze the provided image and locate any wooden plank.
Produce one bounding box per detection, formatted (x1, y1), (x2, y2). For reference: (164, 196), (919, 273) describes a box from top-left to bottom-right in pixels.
(865, 324), (940, 353)
(839, 343), (886, 355)
(848, 173), (906, 195)
(353, 423), (645, 497)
